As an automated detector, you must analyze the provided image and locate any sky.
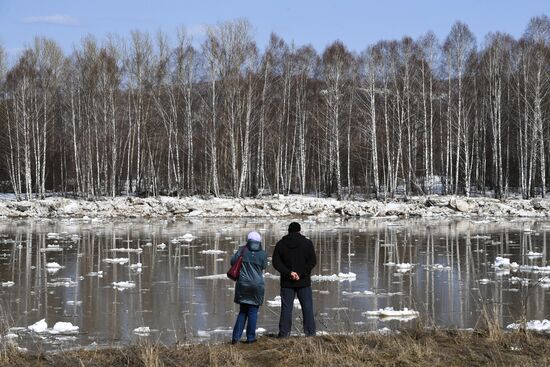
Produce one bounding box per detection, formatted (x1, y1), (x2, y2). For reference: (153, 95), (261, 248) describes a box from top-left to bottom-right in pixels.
(0, 0), (549, 61)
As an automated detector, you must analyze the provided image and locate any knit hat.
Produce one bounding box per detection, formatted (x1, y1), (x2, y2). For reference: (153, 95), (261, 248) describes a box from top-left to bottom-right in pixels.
(247, 231), (262, 242)
(288, 222), (301, 233)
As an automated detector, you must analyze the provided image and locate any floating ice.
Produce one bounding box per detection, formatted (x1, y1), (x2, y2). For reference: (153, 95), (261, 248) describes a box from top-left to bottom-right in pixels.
(1, 281), (14, 287)
(184, 266), (204, 270)
(157, 243), (166, 250)
(47, 280), (77, 287)
(264, 272), (280, 280)
(520, 265), (550, 274)
(111, 248), (143, 253)
(46, 262), (62, 269)
(181, 233), (195, 242)
(479, 278), (491, 284)
(342, 290), (375, 296)
(112, 281), (136, 290)
(363, 307), (419, 320)
(129, 263), (143, 271)
(494, 257), (510, 268)
(133, 326), (151, 335)
(195, 274), (228, 280)
(66, 300), (82, 306)
(200, 250), (227, 254)
(527, 251), (543, 258)
(87, 271), (103, 277)
(103, 258), (129, 264)
(311, 272), (356, 282)
(267, 296), (301, 309)
(28, 319), (48, 333)
(49, 322), (79, 334)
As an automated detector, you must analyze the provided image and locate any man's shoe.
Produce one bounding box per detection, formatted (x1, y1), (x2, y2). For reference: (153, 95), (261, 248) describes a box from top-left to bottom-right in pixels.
(230, 339), (238, 345)
(244, 339), (257, 344)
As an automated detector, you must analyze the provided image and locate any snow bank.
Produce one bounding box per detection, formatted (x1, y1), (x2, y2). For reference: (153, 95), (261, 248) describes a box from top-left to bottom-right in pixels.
(507, 320), (550, 332)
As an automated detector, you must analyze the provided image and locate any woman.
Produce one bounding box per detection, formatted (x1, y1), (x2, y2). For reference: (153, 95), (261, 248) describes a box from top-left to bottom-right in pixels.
(231, 231), (267, 344)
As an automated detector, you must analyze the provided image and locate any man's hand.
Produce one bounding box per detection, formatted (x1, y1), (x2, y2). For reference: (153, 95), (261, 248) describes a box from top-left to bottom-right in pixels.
(290, 271), (300, 281)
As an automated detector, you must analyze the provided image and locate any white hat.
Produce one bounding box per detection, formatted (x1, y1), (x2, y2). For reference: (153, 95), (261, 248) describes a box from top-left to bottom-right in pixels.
(247, 231), (261, 242)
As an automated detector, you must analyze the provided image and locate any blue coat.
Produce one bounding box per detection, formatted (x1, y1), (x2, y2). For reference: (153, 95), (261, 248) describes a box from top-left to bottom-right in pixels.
(231, 240), (267, 306)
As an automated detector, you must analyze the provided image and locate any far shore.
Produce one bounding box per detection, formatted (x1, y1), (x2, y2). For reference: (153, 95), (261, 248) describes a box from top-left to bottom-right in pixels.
(0, 194), (549, 220)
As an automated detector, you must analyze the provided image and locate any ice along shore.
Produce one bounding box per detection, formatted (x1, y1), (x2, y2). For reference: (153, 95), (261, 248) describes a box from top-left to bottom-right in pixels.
(0, 195), (549, 219)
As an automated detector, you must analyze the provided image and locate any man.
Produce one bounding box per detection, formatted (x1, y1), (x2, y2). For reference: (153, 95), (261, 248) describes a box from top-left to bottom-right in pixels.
(272, 222), (317, 337)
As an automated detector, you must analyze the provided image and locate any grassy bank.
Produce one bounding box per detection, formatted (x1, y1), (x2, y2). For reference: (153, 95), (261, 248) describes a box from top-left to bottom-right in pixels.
(2, 330), (550, 367)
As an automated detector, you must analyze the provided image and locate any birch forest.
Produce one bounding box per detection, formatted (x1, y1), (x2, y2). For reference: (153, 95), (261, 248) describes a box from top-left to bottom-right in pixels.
(0, 17), (549, 200)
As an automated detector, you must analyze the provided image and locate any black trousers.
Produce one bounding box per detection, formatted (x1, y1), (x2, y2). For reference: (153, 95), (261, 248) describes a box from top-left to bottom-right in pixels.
(278, 286), (316, 337)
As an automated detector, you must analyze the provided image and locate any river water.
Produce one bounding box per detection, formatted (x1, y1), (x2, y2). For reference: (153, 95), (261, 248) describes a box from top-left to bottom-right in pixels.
(1, 217), (549, 350)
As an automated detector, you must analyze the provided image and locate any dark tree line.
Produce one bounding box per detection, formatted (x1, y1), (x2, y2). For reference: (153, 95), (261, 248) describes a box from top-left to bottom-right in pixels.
(0, 17), (549, 200)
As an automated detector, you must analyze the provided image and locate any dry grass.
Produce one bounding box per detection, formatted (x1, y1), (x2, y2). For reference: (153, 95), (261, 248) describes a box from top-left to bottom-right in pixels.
(2, 329), (550, 367)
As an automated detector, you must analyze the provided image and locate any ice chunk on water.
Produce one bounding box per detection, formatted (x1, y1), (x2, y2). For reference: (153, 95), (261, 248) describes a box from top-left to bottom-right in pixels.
(129, 263), (142, 271)
(133, 326), (151, 335)
(28, 319), (48, 333)
(363, 307), (419, 319)
(103, 258), (129, 264)
(200, 250), (227, 254)
(342, 290), (375, 296)
(1, 281), (14, 287)
(181, 233), (195, 242)
(112, 281), (136, 290)
(195, 274), (228, 280)
(311, 272), (356, 282)
(49, 322), (79, 334)
(527, 251), (543, 258)
(157, 243), (166, 250)
(267, 296), (301, 309)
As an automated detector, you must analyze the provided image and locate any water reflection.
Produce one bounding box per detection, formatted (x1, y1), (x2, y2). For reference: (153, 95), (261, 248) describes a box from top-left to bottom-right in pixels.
(0, 217), (549, 350)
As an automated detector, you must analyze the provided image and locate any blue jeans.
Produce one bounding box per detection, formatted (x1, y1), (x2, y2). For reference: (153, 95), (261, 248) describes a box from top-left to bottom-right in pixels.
(232, 303), (259, 342)
(278, 286), (316, 337)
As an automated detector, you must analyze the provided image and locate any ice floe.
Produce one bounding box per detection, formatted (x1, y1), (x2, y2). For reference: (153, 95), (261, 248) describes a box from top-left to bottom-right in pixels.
(342, 290), (375, 296)
(133, 326), (151, 335)
(311, 272), (356, 282)
(363, 307), (419, 320)
(199, 249), (227, 254)
(103, 258), (129, 264)
(112, 281), (136, 290)
(28, 319), (48, 333)
(266, 296), (301, 309)
(49, 322), (79, 334)
(1, 281), (14, 287)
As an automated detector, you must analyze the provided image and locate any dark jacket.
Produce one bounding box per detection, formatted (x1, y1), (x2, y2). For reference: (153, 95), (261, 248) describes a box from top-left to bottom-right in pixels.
(272, 232), (317, 288)
(231, 240), (268, 306)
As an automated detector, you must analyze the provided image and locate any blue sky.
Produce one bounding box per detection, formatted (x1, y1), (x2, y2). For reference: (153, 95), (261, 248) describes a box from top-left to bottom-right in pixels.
(1, 0), (548, 60)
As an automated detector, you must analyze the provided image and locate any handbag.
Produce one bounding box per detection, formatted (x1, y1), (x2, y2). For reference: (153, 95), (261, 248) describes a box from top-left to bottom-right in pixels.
(227, 246), (247, 281)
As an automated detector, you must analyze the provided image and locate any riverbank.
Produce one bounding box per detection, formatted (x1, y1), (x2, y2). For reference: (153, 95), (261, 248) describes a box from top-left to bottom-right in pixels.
(2, 330), (550, 367)
(0, 194), (549, 219)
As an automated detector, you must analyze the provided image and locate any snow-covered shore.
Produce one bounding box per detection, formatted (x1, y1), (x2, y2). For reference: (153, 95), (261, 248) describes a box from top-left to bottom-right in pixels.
(0, 195), (549, 219)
